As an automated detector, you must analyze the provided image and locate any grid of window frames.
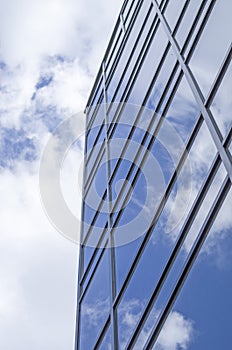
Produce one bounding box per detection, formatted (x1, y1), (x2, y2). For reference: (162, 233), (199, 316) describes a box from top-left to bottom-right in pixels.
(75, 0), (232, 349)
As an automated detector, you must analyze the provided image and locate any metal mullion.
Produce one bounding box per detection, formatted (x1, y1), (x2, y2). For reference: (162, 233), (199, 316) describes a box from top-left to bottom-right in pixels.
(113, 114), (203, 310)
(108, 3), (154, 107)
(86, 76), (104, 123)
(106, 50), (171, 177)
(107, 0), (193, 145)
(80, 225), (108, 286)
(105, 0), (144, 90)
(82, 52), (177, 247)
(179, 0), (208, 56)
(183, 0), (216, 64)
(111, 64), (181, 223)
(85, 3), (123, 111)
(93, 315), (111, 350)
(83, 58), (180, 252)
(125, 46), (232, 350)
(152, 0), (232, 182)
(224, 129), (232, 150)
(84, 145), (105, 195)
(105, 28), (123, 72)
(120, 13), (126, 33)
(113, 25), (232, 309)
(107, 13), (161, 117)
(86, 2), (172, 172)
(123, 0), (138, 25)
(85, 121), (105, 167)
(79, 239), (108, 304)
(107, 41), (171, 161)
(105, 45), (172, 191)
(83, 39), (179, 248)
(121, 0), (132, 16)
(160, 0), (170, 13)
(144, 176), (231, 349)
(86, 0), (144, 153)
(86, 92), (104, 136)
(206, 44), (232, 108)
(85, 0), (130, 118)
(102, 63), (118, 350)
(171, 0), (191, 36)
(125, 150), (221, 349)
(75, 113), (89, 350)
(82, 197), (106, 247)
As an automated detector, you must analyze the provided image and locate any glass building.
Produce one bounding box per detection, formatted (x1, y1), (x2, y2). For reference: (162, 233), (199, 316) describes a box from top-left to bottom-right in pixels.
(75, 0), (232, 349)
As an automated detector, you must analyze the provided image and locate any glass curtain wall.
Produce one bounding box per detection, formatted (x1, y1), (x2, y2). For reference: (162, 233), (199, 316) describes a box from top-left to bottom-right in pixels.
(75, 0), (232, 349)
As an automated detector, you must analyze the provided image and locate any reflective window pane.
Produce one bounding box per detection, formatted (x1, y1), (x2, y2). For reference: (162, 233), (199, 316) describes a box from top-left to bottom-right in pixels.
(171, 188), (232, 350)
(189, 0), (232, 97)
(175, 0), (202, 50)
(79, 249), (110, 350)
(163, 0), (185, 32)
(209, 60), (232, 138)
(116, 121), (218, 348)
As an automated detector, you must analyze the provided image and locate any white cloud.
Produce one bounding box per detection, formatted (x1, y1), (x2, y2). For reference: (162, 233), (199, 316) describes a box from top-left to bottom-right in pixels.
(118, 299), (194, 350)
(155, 311), (194, 350)
(0, 163), (78, 349)
(0, 0), (123, 349)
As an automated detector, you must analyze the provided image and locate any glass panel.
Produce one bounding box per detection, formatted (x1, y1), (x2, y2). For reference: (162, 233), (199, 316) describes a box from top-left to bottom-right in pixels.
(124, 0), (139, 27)
(229, 140), (232, 156)
(169, 188), (232, 350)
(98, 325), (112, 350)
(79, 249), (110, 350)
(86, 121), (105, 155)
(162, 74), (199, 144)
(145, 49), (179, 114)
(128, 24), (169, 106)
(112, 73), (200, 231)
(86, 79), (104, 125)
(82, 228), (108, 285)
(107, 0), (154, 105)
(85, 147), (106, 197)
(175, 0), (202, 50)
(209, 60), (232, 138)
(133, 163), (227, 349)
(189, 0), (232, 98)
(105, 28), (124, 79)
(82, 200), (108, 246)
(86, 148), (106, 190)
(163, 0), (185, 32)
(116, 121), (218, 348)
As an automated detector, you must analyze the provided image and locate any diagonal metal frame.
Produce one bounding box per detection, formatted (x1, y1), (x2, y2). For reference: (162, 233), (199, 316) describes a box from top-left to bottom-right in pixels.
(152, 0), (232, 182)
(145, 176), (231, 349)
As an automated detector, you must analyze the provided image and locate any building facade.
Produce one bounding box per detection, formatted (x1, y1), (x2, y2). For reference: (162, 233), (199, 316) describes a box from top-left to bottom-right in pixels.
(75, 0), (232, 349)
